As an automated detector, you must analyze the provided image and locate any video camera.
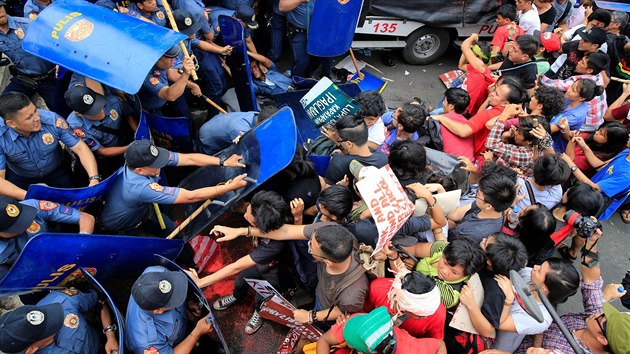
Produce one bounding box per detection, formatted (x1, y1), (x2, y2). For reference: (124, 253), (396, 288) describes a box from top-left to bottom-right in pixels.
(564, 210), (602, 238)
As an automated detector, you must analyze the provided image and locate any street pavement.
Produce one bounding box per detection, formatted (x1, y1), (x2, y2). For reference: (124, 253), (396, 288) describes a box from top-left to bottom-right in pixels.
(354, 46), (630, 313)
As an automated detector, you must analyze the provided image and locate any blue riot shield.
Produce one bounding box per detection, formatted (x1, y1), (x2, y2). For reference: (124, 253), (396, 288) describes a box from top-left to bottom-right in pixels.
(156, 255), (230, 354)
(219, 15), (258, 112)
(307, 0), (364, 57)
(176, 107), (297, 240)
(24, 167), (122, 209)
(350, 70), (387, 93)
(0, 233), (183, 296)
(22, 0), (187, 94)
(143, 111), (195, 152)
(81, 267), (125, 354)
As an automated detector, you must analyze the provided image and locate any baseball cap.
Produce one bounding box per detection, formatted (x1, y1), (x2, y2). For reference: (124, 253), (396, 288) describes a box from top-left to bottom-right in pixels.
(131, 270), (188, 311)
(0, 196), (37, 234)
(533, 30), (561, 52)
(349, 160), (379, 182)
(603, 302), (630, 354)
(0, 0), (7, 6)
(163, 44), (181, 58)
(235, 5), (258, 29)
(577, 27), (607, 45)
(124, 140), (170, 169)
(64, 86), (106, 117)
(171, 9), (201, 36)
(343, 307), (394, 353)
(0, 303), (64, 353)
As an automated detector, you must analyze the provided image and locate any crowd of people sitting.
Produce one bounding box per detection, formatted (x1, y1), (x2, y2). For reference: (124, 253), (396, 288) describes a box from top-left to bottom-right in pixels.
(0, 0), (630, 353)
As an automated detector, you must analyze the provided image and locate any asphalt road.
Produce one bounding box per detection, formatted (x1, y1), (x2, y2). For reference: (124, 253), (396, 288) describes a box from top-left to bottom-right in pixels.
(352, 46), (630, 314)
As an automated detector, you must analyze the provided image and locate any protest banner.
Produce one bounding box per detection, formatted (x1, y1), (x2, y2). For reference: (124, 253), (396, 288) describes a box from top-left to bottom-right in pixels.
(299, 77), (359, 129)
(355, 165), (415, 256)
(246, 279), (322, 341)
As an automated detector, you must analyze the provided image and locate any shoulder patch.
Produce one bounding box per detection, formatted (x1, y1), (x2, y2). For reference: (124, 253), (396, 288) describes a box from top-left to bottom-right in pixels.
(109, 109), (119, 120)
(149, 77), (159, 86)
(61, 287), (79, 296)
(58, 205), (73, 215)
(148, 182), (165, 192)
(74, 128), (85, 138)
(55, 117), (69, 129)
(27, 221), (41, 234)
(39, 201), (58, 211)
(155, 10), (165, 20)
(63, 313), (79, 329)
(144, 347), (160, 354)
(14, 28), (24, 39)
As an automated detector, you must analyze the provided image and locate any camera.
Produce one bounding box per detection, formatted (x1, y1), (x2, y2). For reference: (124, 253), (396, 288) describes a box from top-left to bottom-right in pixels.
(564, 210), (602, 238)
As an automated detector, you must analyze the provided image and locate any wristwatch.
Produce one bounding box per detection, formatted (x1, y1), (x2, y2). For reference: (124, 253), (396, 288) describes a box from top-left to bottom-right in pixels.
(89, 175), (102, 182)
(219, 156), (226, 167)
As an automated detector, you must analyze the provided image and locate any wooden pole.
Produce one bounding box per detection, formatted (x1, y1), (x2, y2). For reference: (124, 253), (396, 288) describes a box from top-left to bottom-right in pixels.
(161, 0), (199, 81)
(153, 203), (166, 230)
(166, 199), (212, 239)
(201, 94), (228, 114)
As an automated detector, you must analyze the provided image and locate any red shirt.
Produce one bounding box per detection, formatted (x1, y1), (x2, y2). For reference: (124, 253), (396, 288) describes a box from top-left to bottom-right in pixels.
(463, 64), (494, 115)
(465, 106), (504, 157)
(491, 24), (525, 52)
(440, 112), (474, 160)
(610, 102), (630, 131)
(363, 278), (446, 340)
(331, 317), (442, 354)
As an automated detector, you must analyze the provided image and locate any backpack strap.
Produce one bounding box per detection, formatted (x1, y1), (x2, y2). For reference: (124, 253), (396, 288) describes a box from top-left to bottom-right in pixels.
(330, 257), (367, 306)
(524, 180), (537, 205)
(557, 1), (573, 25)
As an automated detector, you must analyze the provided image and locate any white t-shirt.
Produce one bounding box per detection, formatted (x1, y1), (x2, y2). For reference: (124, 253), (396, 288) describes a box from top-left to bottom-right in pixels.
(493, 268), (553, 353)
(519, 8), (542, 35)
(367, 117), (385, 145)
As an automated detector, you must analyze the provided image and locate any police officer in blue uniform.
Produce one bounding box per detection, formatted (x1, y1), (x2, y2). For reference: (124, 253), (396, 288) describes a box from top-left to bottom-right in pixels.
(99, 140), (247, 237)
(0, 195), (95, 278)
(0, 1), (58, 110)
(127, 0), (167, 27)
(280, 0), (314, 77)
(0, 287), (119, 353)
(126, 266), (213, 354)
(22, 0), (50, 19)
(0, 92), (100, 190)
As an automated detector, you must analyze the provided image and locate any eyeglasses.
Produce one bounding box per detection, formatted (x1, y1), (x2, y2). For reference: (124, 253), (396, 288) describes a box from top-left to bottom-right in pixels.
(475, 191), (488, 204)
(595, 313), (607, 336)
(336, 138), (348, 144)
(307, 239), (330, 261)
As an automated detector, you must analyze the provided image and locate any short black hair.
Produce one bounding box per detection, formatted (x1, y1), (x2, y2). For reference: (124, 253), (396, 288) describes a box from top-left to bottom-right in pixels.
(503, 83), (528, 105)
(442, 237), (485, 276)
(388, 140), (427, 181)
(478, 172), (516, 212)
(533, 154), (570, 186)
(584, 52), (609, 75)
(313, 224), (354, 263)
(577, 78), (605, 102)
(480, 162), (518, 183)
(336, 115), (369, 146)
(444, 88), (471, 114)
(544, 258), (580, 306)
(533, 86), (565, 118)
(256, 105), (279, 124)
(515, 34), (539, 59)
(519, 115), (550, 144)
(516, 204), (556, 264)
(355, 90), (386, 118)
(401, 271), (436, 294)
(250, 191), (290, 233)
(318, 185), (354, 219)
(496, 4), (517, 21)
(588, 8), (612, 27)
(485, 233), (528, 276)
(397, 103), (426, 133)
(0, 92), (32, 121)
(565, 182), (604, 217)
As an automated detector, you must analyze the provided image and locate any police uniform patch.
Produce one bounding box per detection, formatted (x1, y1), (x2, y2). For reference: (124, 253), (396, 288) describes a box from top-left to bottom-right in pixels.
(28, 13), (37, 20)
(39, 201), (58, 211)
(148, 182), (165, 192)
(26, 310), (45, 325)
(337, 0), (349, 4)
(153, 70), (161, 76)
(144, 347), (160, 354)
(55, 117), (69, 129)
(5, 204), (19, 217)
(74, 128), (85, 138)
(14, 28), (24, 39)
(63, 313), (79, 329)
(110, 109), (119, 120)
(156, 11), (165, 20)
(64, 19), (94, 42)
(42, 133), (55, 145)
(27, 221), (41, 234)
(61, 287), (79, 296)
(59, 205), (73, 215)
(149, 77), (159, 86)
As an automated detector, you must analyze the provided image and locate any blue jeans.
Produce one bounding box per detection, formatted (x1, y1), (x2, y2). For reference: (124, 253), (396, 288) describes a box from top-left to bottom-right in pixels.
(268, 13), (286, 63)
(288, 30), (309, 77)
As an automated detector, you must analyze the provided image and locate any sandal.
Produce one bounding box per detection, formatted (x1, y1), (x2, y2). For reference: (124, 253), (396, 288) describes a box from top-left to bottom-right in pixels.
(556, 244), (577, 262)
(619, 209), (630, 224)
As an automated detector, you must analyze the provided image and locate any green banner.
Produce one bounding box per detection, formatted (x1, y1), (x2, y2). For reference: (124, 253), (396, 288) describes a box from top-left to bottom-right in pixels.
(299, 77), (359, 128)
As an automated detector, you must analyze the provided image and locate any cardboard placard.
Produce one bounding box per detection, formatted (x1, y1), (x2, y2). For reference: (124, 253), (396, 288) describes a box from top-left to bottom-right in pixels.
(299, 77), (358, 128)
(355, 165), (415, 256)
(448, 274), (495, 338)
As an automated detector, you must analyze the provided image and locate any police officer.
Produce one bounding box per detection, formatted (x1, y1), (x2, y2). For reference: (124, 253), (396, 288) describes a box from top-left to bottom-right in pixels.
(127, 0), (167, 27)
(280, 0), (313, 77)
(0, 0), (58, 110)
(0, 288), (119, 353)
(0, 92), (100, 190)
(126, 266), (213, 354)
(65, 86), (132, 177)
(22, 0), (50, 19)
(99, 140), (247, 237)
(0, 195), (95, 278)
(138, 45), (195, 118)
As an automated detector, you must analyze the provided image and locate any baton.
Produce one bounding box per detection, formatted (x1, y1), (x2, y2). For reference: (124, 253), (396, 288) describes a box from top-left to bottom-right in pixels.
(611, 77), (630, 84)
(161, 0), (199, 81)
(153, 203), (166, 230)
(200, 94), (228, 114)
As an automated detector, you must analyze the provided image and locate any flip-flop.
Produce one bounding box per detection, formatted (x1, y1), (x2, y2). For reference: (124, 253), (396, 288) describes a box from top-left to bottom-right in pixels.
(619, 209), (630, 224)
